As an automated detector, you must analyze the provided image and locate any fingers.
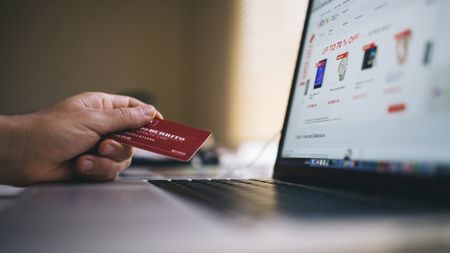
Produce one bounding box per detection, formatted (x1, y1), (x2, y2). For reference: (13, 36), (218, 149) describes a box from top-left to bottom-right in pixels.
(73, 139), (135, 181)
(73, 154), (132, 181)
(108, 94), (147, 108)
(74, 92), (146, 109)
(94, 105), (157, 134)
(155, 110), (164, 120)
(73, 92), (164, 134)
(98, 139), (134, 162)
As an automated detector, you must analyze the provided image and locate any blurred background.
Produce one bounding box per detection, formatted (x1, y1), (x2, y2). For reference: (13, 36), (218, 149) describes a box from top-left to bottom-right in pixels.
(0, 0), (307, 149)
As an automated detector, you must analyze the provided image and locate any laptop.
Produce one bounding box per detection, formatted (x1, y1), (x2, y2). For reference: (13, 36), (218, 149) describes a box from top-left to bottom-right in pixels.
(1, 0), (450, 252)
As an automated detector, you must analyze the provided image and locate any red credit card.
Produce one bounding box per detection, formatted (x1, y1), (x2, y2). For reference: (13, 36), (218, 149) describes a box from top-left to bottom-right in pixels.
(110, 119), (211, 161)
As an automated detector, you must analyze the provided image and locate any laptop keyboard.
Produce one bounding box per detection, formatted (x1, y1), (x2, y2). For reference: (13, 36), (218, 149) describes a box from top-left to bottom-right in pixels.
(149, 179), (396, 218)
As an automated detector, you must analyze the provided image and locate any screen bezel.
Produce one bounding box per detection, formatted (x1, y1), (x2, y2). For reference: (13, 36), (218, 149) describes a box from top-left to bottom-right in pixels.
(273, 0), (450, 195)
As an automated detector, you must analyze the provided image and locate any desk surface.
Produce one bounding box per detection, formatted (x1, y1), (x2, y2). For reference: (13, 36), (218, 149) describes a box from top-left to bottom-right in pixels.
(0, 163), (273, 212)
(0, 185), (24, 212)
(2, 165), (450, 253)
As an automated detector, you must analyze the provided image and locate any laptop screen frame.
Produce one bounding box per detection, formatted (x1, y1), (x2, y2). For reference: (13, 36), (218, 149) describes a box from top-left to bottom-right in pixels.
(273, 0), (450, 194)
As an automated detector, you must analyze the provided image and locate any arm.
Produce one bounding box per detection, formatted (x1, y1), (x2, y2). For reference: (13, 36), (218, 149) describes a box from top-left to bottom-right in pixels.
(0, 115), (28, 185)
(0, 92), (162, 186)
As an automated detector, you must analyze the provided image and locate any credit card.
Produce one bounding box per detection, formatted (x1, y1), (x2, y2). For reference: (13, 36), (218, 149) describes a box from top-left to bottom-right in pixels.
(110, 119), (211, 161)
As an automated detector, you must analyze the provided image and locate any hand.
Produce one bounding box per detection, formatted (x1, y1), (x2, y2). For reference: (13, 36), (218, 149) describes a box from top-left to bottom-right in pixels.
(0, 92), (162, 186)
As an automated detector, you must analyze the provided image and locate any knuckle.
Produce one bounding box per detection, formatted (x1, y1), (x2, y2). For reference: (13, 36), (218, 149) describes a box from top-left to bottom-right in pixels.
(80, 91), (96, 98)
(118, 108), (133, 122)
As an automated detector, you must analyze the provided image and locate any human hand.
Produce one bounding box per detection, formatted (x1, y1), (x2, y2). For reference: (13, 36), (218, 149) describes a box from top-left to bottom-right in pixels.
(0, 92), (162, 186)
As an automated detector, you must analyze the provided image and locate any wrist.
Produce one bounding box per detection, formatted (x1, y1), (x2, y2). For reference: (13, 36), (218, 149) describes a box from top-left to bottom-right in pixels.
(0, 115), (32, 185)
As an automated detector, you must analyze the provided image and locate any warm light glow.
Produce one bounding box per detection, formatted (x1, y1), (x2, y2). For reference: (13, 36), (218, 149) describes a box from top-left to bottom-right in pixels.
(227, 0), (308, 146)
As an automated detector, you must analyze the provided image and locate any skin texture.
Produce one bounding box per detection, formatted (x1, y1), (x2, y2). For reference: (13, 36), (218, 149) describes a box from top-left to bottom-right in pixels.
(0, 92), (163, 186)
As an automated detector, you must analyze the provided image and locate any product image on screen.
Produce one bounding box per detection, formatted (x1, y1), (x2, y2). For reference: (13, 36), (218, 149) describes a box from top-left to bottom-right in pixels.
(361, 43), (377, 70)
(304, 79), (310, 96)
(281, 0), (450, 178)
(314, 59), (327, 89)
(423, 41), (433, 65)
(337, 52), (349, 81)
(395, 29), (412, 65)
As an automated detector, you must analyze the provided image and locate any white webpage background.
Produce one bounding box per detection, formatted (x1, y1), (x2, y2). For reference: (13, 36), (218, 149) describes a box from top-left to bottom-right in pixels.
(282, 0), (450, 163)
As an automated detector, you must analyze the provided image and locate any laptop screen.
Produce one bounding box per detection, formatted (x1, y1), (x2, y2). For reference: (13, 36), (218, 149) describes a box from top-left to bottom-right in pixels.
(281, 0), (450, 177)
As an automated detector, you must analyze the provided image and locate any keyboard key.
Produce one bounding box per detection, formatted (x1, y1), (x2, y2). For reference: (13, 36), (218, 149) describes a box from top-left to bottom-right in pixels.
(148, 179), (395, 218)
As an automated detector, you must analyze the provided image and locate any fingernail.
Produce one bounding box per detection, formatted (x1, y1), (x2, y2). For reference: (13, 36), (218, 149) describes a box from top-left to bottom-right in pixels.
(156, 111), (164, 119)
(103, 144), (114, 156)
(81, 159), (93, 173)
(141, 105), (156, 117)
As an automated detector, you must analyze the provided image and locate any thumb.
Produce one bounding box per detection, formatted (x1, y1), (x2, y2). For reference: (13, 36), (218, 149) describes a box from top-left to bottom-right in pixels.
(95, 105), (156, 134)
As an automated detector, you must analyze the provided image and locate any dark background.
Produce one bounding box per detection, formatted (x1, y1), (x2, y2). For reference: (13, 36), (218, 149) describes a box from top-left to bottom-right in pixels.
(0, 0), (306, 147)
